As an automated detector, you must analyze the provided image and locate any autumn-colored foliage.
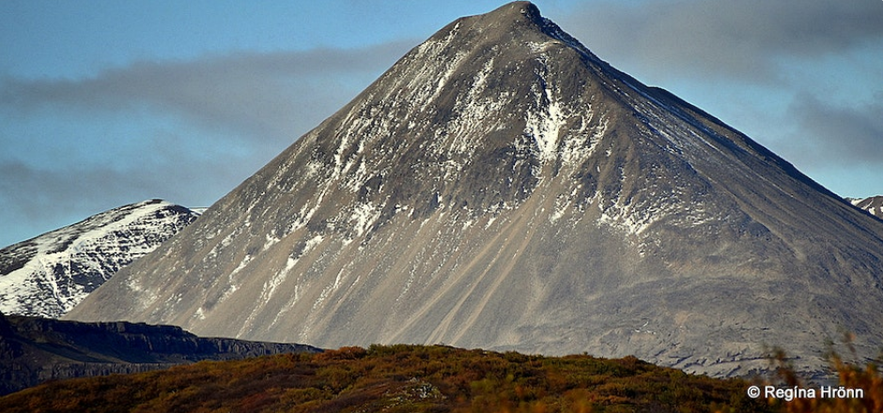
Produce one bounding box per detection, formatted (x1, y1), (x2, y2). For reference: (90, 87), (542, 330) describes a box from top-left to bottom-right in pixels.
(764, 344), (883, 413)
(0, 344), (775, 412)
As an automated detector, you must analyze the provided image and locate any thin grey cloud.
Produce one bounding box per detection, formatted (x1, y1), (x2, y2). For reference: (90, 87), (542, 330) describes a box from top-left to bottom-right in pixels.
(0, 40), (416, 246)
(0, 40), (414, 144)
(0, 160), (154, 244)
(785, 93), (883, 167)
(560, 0), (883, 84)
(0, 140), (247, 245)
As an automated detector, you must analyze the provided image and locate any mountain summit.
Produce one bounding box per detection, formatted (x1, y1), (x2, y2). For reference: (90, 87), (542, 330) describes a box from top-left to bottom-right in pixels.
(67, 2), (883, 377)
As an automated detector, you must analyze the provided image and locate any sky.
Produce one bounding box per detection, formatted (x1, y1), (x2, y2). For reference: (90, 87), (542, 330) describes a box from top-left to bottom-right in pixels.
(1, 0), (881, 247)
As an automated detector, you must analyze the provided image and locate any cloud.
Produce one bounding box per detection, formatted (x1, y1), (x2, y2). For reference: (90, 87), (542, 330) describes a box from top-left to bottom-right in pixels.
(560, 0), (883, 84)
(0, 138), (248, 246)
(0, 40), (416, 246)
(785, 93), (883, 167)
(0, 40), (415, 145)
(0, 161), (150, 245)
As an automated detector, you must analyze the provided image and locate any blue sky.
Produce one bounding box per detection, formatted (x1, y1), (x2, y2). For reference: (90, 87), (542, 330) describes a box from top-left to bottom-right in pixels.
(1, 0), (882, 247)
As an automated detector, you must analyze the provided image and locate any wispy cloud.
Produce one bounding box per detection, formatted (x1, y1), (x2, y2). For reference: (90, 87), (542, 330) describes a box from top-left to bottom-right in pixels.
(0, 40), (414, 246)
(785, 92), (883, 167)
(561, 0), (883, 84)
(1, 40), (414, 144)
(0, 139), (255, 243)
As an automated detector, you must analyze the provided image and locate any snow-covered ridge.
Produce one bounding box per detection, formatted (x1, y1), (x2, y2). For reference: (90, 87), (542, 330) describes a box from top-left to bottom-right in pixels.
(0, 199), (199, 318)
(848, 196), (883, 218)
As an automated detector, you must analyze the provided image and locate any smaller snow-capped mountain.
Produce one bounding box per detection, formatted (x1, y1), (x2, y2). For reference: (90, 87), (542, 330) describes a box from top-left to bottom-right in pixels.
(0, 200), (199, 318)
(848, 196), (883, 218)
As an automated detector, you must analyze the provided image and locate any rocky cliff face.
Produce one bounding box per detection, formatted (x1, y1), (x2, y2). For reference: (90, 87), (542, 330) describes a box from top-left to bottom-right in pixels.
(67, 2), (883, 378)
(0, 199), (200, 318)
(0, 312), (320, 396)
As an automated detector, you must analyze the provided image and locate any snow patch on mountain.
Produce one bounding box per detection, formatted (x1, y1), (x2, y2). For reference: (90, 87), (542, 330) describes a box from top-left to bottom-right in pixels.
(524, 56), (567, 163)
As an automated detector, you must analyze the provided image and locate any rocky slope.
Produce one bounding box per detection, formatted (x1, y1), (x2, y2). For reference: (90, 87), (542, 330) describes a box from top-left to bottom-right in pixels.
(67, 2), (883, 378)
(0, 311), (320, 396)
(0, 199), (199, 318)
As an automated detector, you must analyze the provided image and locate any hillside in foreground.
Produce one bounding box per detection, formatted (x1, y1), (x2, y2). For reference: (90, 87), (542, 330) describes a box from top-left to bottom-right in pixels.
(0, 344), (776, 413)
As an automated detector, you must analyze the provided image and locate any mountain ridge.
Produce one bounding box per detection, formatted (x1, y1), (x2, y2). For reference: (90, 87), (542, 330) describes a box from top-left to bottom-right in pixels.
(0, 199), (199, 318)
(849, 196), (883, 219)
(67, 2), (883, 379)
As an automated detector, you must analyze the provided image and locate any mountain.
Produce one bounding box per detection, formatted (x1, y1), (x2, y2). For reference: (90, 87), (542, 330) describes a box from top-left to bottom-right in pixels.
(849, 196), (883, 218)
(66, 2), (883, 378)
(0, 312), (320, 396)
(0, 199), (199, 318)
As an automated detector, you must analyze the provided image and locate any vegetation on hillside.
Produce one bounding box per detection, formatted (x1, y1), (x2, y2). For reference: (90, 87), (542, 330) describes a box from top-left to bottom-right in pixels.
(765, 343), (883, 413)
(0, 344), (772, 413)
(3, 343), (880, 412)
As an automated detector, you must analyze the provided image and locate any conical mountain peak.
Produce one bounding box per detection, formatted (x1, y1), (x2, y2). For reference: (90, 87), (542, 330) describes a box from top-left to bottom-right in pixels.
(478, 1), (543, 24)
(68, 4), (883, 379)
(425, 0), (600, 67)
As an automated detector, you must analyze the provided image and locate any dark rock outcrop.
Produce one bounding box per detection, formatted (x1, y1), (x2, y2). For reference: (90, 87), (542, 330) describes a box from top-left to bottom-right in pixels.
(0, 311), (321, 396)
